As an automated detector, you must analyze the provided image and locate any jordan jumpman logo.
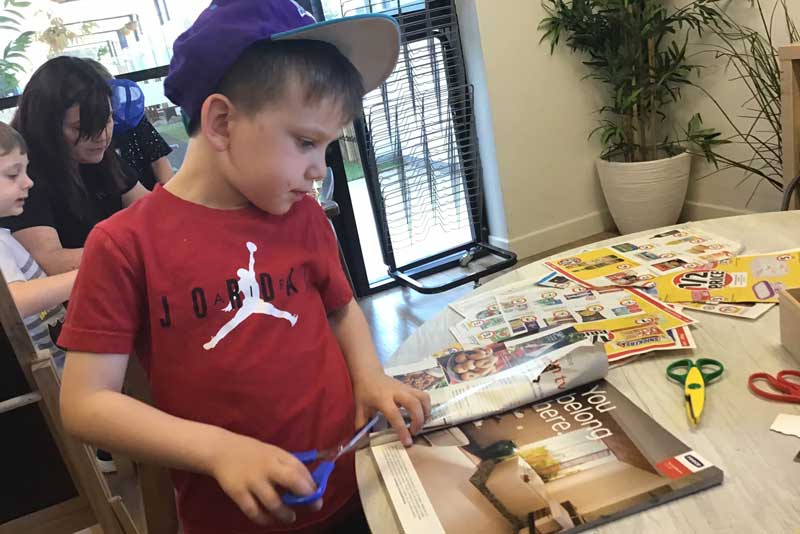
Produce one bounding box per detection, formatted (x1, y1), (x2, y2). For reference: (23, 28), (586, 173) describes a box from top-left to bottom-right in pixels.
(203, 242), (298, 351)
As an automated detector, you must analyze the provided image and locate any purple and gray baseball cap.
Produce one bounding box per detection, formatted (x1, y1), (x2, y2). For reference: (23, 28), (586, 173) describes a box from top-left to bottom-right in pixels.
(164, 0), (400, 121)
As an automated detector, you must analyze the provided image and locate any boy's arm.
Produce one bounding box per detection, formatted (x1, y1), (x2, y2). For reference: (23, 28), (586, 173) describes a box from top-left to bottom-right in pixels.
(7, 270), (77, 317)
(60, 351), (318, 526)
(329, 298), (431, 446)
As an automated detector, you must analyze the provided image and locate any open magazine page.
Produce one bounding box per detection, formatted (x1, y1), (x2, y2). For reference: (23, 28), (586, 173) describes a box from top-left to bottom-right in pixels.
(386, 326), (610, 430)
(371, 376), (723, 534)
(424, 347), (610, 430)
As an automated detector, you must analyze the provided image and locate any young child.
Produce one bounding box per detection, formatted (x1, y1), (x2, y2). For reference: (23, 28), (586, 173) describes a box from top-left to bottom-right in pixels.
(58, 2), (430, 533)
(84, 58), (175, 189)
(0, 122), (75, 371)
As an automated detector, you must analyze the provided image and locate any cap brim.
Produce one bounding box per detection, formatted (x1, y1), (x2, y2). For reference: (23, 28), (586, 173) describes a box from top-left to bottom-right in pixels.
(272, 14), (399, 94)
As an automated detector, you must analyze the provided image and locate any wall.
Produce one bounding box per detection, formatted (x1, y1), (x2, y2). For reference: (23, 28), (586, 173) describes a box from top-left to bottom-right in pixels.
(457, 0), (800, 259)
(676, 1), (800, 218)
(457, 0), (613, 259)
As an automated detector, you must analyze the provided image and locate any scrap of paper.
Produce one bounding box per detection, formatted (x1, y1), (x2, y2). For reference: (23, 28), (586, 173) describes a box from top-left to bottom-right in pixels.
(770, 414), (800, 439)
(679, 301), (774, 320)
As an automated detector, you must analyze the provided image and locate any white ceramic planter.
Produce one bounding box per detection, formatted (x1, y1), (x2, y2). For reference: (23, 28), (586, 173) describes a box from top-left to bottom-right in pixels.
(596, 151), (691, 235)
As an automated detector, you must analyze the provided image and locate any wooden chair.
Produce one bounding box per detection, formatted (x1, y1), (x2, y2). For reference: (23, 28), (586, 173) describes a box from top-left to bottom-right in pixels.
(121, 358), (179, 534)
(0, 269), (177, 534)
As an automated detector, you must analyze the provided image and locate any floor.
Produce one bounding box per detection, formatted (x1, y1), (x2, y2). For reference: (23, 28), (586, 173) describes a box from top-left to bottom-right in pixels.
(360, 231), (617, 363)
(70, 231), (616, 534)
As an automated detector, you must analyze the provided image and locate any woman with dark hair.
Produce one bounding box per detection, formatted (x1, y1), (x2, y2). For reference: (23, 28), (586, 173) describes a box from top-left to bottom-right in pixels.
(0, 56), (149, 274)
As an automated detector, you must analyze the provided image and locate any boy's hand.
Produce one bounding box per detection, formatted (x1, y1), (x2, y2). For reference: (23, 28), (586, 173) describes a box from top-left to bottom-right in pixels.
(353, 372), (431, 446)
(207, 431), (321, 526)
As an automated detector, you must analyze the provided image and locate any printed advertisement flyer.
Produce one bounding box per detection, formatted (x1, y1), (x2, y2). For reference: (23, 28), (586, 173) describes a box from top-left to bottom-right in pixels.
(653, 251), (800, 303)
(545, 228), (742, 289)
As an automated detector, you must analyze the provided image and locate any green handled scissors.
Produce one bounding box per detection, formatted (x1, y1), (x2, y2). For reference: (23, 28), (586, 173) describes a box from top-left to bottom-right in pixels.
(666, 358), (724, 427)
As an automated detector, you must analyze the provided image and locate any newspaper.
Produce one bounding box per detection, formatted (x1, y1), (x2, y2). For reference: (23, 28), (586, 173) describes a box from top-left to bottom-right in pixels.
(386, 336), (609, 431)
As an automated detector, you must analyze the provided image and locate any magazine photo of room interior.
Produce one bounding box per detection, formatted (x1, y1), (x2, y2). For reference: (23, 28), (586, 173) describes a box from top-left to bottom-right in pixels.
(465, 410), (670, 533)
(400, 380), (722, 534)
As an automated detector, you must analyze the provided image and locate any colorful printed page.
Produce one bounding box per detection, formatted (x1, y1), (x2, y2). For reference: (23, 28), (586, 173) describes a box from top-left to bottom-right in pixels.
(507, 283), (696, 361)
(449, 292), (503, 320)
(388, 357), (451, 392)
(450, 316), (514, 348)
(546, 227), (742, 289)
(536, 272), (584, 290)
(495, 286), (572, 336)
(383, 343), (611, 432)
(497, 278), (694, 334)
(569, 287), (695, 334)
(653, 251), (800, 303)
(451, 283), (695, 350)
(452, 279), (580, 340)
(452, 277), (580, 320)
(390, 326), (593, 393)
(679, 301), (775, 320)
(601, 324), (695, 363)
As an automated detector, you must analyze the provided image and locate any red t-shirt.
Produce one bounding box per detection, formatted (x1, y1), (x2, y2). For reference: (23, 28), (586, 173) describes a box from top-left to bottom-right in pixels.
(59, 187), (357, 534)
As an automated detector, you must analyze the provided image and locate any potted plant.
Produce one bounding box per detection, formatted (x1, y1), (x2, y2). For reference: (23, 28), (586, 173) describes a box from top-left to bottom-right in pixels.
(0, 0), (34, 97)
(689, 0), (797, 202)
(539, 0), (728, 233)
(38, 16), (96, 57)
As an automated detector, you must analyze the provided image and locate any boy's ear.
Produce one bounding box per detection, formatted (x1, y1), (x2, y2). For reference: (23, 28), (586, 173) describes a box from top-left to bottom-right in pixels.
(199, 94), (235, 151)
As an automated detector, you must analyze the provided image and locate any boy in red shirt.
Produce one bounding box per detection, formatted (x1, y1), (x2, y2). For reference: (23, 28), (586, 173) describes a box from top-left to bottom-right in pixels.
(57, 2), (430, 533)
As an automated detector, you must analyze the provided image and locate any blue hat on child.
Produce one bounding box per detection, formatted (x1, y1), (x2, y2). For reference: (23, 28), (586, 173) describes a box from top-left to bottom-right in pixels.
(164, 0), (400, 122)
(108, 78), (145, 135)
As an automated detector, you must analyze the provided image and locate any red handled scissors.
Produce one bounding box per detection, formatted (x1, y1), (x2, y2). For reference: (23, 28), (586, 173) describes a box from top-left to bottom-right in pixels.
(747, 370), (800, 403)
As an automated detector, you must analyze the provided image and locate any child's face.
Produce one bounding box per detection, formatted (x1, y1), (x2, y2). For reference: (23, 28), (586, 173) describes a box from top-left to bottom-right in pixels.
(223, 84), (347, 215)
(63, 103), (114, 165)
(0, 148), (32, 217)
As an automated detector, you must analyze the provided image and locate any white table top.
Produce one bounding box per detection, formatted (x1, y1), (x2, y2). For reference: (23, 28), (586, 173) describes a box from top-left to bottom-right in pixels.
(356, 211), (800, 534)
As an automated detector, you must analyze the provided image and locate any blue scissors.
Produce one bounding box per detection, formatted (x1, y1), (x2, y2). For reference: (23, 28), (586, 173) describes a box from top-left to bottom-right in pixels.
(282, 414), (381, 505)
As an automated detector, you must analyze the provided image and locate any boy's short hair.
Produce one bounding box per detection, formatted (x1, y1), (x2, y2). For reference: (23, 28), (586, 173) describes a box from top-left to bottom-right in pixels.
(186, 39), (364, 136)
(0, 122), (27, 156)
